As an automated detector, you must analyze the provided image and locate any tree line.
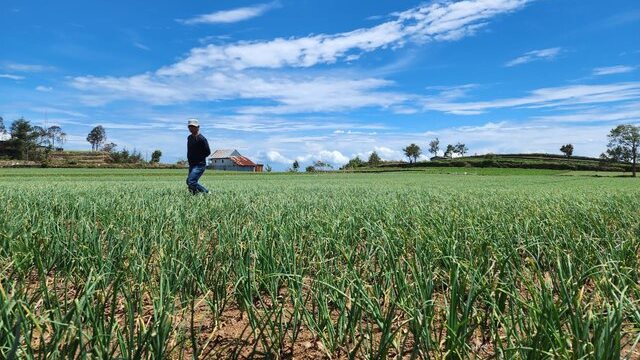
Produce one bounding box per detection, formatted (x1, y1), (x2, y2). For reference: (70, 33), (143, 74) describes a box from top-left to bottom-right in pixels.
(0, 118), (162, 164)
(85, 125), (163, 164)
(1, 118), (638, 175)
(0, 117), (67, 160)
(338, 124), (639, 177)
(603, 124), (639, 177)
(402, 139), (470, 163)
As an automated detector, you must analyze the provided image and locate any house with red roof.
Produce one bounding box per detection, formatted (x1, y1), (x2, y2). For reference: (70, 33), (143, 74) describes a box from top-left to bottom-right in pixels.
(208, 149), (263, 172)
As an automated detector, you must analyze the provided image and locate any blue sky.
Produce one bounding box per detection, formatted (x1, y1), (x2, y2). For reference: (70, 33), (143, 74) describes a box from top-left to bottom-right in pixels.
(1, 0), (639, 169)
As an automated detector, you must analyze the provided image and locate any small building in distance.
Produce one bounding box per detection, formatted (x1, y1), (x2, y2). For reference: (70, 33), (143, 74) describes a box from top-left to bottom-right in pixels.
(208, 149), (263, 172)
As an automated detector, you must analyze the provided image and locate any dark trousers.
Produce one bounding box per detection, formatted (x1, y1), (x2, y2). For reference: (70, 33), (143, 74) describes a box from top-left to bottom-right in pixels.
(186, 163), (209, 194)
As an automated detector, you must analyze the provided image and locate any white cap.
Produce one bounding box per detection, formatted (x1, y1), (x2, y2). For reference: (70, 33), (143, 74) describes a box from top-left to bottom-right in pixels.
(187, 118), (199, 127)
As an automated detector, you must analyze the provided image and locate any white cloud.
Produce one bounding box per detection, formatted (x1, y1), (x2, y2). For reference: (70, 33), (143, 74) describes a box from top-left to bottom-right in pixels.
(375, 146), (406, 161)
(533, 102), (640, 123)
(72, 1), (533, 112)
(92, 122), (166, 130)
(392, 106), (420, 114)
(264, 148), (350, 167)
(424, 82), (640, 114)
(505, 47), (562, 67)
(4, 63), (54, 72)
(203, 115), (386, 133)
(425, 83), (479, 98)
(36, 86), (53, 92)
(133, 42), (151, 51)
(316, 150), (349, 164)
(0, 74), (24, 80)
(266, 150), (292, 164)
(295, 150), (350, 166)
(72, 71), (410, 112)
(356, 146), (405, 161)
(30, 107), (87, 118)
(161, 0), (532, 74)
(593, 65), (636, 76)
(179, 2), (280, 25)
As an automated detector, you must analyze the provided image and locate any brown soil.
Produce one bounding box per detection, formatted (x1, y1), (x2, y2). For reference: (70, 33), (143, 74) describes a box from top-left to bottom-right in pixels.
(8, 270), (640, 359)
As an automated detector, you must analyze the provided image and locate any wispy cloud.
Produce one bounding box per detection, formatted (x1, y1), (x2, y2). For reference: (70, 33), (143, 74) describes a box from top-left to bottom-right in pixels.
(30, 107), (87, 118)
(592, 65), (636, 76)
(600, 9), (640, 28)
(72, 72), (410, 113)
(212, 115), (386, 133)
(505, 47), (562, 67)
(179, 1), (280, 25)
(3, 63), (54, 72)
(72, 0), (534, 114)
(162, 0), (533, 74)
(533, 102), (640, 123)
(0, 74), (25, 80)
(425, 84), (479, 100)
(36, 86), (53, 92)
(133, 42), (151, 51)
(424, 82), (640, 115)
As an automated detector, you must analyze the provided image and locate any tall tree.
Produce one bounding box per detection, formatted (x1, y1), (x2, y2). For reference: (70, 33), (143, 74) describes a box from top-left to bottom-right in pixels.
(102, 142), (118, 152)
(9, 118), (38, 160)
(87, 125), (106, 151)
(0, 116), (5, 133)
(292, 160), (300, 172)
(454, 142), (469, 156)
(151, 150), (162, 163)
(343, 156), (365, 170)
(31, 126), (48, 147)
(560, 144), (574, 157)
(605, 146), (631, 162)
(607, 124), (639, 177)
(444, 144), (456, 159)
(403, 143), (421, 163)
(428, 138), (440, 157)
(46, 126), (67, 149)
(368, 151), (381, 166)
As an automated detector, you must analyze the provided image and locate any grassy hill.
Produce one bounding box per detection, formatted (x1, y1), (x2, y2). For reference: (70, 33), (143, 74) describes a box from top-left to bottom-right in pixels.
(47, 151), (113, 167)
(0, 150), (112, 168)
(45, 151), (179, 168)
(376, 153), (632, 172)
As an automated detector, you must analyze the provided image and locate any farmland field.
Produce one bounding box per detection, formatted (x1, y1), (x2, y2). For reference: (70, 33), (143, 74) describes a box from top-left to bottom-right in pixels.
(1, 169), (639, 359)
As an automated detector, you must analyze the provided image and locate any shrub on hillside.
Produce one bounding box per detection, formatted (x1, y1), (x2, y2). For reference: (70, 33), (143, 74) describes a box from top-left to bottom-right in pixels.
(451, 160), (471, 167)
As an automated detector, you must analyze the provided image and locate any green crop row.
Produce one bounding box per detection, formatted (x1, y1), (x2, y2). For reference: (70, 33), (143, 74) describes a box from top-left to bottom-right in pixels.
(0, 171), (639, 359)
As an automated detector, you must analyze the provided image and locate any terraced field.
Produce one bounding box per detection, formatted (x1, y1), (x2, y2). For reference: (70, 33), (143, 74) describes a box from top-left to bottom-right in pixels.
(1, 169), (638, 359)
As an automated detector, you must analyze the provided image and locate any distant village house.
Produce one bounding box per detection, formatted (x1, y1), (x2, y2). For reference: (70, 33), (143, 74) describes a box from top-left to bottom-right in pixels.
(208, 149), (263, 172)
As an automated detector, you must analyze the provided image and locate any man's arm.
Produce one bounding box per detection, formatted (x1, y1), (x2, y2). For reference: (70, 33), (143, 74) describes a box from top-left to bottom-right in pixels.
(202, 136), (211, 157)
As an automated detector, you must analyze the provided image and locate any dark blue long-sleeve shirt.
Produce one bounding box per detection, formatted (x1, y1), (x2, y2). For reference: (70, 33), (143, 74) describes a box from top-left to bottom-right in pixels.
(187, 134), (211, 165)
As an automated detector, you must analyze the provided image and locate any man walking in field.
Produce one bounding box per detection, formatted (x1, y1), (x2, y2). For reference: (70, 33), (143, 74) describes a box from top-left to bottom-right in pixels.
(186, 118), (211, 194)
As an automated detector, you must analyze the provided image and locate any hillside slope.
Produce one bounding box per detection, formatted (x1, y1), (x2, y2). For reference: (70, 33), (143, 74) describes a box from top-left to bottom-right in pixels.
(47, 151), (112, 167)
(378, 153), (632, 172)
